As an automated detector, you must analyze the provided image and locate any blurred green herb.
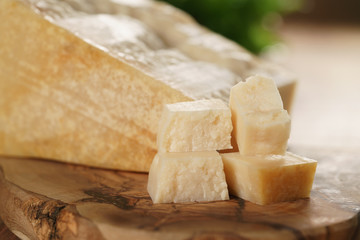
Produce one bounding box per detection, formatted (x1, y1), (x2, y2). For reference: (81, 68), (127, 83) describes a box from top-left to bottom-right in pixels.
(159, 0), (303, 54)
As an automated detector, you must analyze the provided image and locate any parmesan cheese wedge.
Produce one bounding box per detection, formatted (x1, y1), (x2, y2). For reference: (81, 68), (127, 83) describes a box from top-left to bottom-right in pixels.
(148, 151), (229, 203)
(0, 0), (296, 171)
(221, 152), (317, 205)
(157, 99), (232, 152)
(0, 0), (239, 171)
(230, 75), (291, 155)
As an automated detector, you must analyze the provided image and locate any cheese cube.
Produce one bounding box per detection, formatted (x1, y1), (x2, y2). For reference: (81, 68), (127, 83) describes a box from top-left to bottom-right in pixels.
(230, 75), (290, 155)
(233, 110), (291, 155)
(147, 151), (229, 203)
(221, 152), (317, 205)
(157, 99), (233, 152)
(230, 75), (283, 114)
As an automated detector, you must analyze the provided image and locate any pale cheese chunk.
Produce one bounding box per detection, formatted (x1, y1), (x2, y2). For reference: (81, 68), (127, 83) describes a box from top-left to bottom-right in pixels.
(230, 75), (290, 155)
(233, 110), (291, 156)
(157, 99), (233, 152)
(221, 152), (317, 205)
(230, 75), (283, 114)
(147, 151), (229, 203)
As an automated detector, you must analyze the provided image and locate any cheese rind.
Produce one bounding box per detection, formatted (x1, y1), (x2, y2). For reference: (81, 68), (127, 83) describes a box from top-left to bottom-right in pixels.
(229, 75), (290, 155)
(147, 151), (229, 203)
(157, 99), (233, 152)
(221, 152), (317, 205)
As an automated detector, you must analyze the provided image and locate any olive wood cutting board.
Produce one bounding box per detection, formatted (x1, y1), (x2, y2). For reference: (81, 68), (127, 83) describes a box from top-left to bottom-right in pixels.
(0, 147), (359, 240)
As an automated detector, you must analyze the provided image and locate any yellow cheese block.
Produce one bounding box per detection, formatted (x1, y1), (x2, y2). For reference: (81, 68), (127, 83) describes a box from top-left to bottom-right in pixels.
(230, 76), (291, 155)
(221, 152), (317, 205)
(0, 0), (295, 172)
(147, 151), (229, 203)
(157, 99), (232, 152)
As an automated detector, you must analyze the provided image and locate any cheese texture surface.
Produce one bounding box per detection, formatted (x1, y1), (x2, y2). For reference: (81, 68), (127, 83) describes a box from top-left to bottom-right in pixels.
(230, 76), (291, 155)
(147, 151), (229, 203)
(157, 99), (232, 152)
(0, 0), (295, 172)
(221, 152), (317, 205)
(61, 0), (297, 112)
(234, 110), (290, 155)
(230, 75), (283, 113)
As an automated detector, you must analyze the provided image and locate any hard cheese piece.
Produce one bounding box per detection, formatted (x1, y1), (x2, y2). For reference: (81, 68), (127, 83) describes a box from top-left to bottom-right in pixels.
(221, 152), (317, 205)
(0, 0), (240, 172)
(230, 75), (291, 155)
(57, 0), (296, 112)
(157, 99), (232, 152)
(0, 0), (295, 172)
(147, 151), (229, 203)
(234, 110), (291, 156)
(230, 75), (283, 113)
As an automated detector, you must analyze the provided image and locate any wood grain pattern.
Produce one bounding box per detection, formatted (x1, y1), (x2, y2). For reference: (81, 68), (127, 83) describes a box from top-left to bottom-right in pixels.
(0, 217), (19, 240)
(0, 147), (359, 240)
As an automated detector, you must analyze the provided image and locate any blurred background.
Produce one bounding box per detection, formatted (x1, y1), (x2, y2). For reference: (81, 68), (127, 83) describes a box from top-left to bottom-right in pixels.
(161, 0), (360, 151)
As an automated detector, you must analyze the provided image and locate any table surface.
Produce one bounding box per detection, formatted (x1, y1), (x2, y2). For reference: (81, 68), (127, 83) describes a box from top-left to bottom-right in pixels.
(1, 22), (360, 239)
(0, 218), (18, 240)
(0, 147), (359, 240)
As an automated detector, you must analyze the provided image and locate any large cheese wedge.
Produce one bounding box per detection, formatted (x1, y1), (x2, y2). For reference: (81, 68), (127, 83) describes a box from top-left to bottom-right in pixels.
(148, 151), (229, 203)
(0, 0), (239, 172)
(0, 0), (294, 172)
(157, 99), (232, 152)
(59, 0), (296, 110)
(221, 152), (317, 205)
(230, 75), (291, 155)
